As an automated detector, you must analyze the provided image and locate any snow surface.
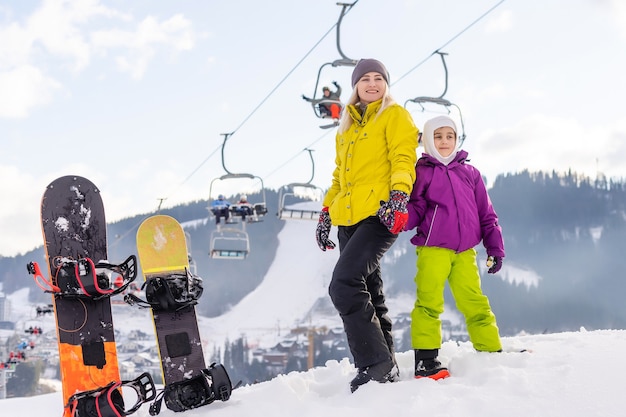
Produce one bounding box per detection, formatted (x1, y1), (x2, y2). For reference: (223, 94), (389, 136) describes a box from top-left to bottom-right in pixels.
(3, 329), (625, 416)
(3, 218), (626, 416)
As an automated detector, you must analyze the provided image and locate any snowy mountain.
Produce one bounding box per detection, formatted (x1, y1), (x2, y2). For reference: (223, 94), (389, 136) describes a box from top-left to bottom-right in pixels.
(196, 213), (466, 352)
(2, 211), (626, 416)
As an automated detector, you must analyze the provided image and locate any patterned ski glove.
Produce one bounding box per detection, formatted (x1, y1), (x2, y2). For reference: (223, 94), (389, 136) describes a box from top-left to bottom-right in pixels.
(316, 207), (336, 251)
(487, 256), (503, 274)
(378, 190), (409, 234)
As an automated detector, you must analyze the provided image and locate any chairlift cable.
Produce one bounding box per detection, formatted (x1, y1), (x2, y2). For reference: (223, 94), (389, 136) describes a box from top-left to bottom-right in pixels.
(157, 144), (222, 205)
(121, 0), (499, 225)
(393, 0), (507, 86)
(228, 9), (353, 136)
(109, 215), (150, 250)
(260, 129), (334, 182)
(149, 6), (360, 209)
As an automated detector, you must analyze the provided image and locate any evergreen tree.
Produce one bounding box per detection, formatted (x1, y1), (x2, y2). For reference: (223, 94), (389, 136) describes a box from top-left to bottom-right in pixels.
(7, 361), (42, 397)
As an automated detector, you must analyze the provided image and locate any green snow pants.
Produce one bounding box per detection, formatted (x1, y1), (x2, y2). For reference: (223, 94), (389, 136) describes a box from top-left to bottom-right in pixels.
(411, 246), (502, 352)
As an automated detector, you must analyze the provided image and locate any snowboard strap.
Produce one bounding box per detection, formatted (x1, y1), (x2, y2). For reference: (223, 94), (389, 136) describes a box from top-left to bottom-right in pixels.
(27, 255), (137, 300)
(124, 268), (203, 312)
(27, 260), (61, 293)
(148, 363), (233, 415)
(66, 372), (156, 417)
(93, 255), (138, 298)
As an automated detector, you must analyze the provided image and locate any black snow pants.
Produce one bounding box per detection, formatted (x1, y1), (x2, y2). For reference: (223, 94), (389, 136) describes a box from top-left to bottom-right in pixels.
(328, 216), (398, 369)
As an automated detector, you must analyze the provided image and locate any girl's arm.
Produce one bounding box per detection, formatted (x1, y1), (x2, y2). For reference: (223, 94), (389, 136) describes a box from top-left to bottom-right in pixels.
(474, 167), (505, 257)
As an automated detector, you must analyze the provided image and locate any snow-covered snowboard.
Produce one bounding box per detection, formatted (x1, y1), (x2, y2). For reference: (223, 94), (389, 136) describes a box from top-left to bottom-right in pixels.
(27, 175), (156, 417)
(129, 214), (232, 414)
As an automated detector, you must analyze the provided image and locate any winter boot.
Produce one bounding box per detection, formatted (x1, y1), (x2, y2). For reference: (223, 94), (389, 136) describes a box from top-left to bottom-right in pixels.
(414, 349), (450, 380)
(350, 358), (399, 393)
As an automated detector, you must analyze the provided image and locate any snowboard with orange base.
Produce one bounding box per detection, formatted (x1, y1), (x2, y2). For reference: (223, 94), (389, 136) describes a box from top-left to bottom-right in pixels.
(27, 175), (156, 417)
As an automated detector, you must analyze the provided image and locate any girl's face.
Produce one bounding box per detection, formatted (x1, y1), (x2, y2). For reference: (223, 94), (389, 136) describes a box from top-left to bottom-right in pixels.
(433, 126), (457, 157)
(356, 72), (386, 105)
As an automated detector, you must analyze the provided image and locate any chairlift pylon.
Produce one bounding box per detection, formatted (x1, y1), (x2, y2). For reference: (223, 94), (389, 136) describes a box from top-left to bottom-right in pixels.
(404, 50), (466, 145)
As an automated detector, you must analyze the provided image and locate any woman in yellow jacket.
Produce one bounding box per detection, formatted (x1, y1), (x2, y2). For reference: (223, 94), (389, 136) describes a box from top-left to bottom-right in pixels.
(316, 58), (418, 392)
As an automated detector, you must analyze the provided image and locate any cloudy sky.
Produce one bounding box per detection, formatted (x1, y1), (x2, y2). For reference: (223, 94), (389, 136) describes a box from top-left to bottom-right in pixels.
(1, 0), (625, 257)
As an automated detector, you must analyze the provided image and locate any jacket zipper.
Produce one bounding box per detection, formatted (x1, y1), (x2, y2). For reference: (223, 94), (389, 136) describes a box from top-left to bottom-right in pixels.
(424, 204), (438, 246)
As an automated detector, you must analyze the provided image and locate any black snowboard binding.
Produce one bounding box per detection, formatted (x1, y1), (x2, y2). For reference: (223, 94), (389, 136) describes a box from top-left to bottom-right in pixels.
(27, 255), (138, 300)
(148, 363), (233, 415)
(124, 268), (203, 312)
(66, 372), (156, 417)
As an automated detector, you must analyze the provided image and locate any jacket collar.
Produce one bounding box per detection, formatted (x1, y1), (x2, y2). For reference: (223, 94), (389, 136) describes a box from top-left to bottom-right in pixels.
(346, 99), (383, 127)
(419, 149), (469, 167)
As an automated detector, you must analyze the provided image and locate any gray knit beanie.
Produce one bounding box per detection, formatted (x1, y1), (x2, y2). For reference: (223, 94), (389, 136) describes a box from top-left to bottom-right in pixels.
(351, 58), (389, 87)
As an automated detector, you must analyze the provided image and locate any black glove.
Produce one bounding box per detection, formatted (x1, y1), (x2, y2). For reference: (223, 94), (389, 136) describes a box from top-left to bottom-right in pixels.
(316, 207), (335, 251)
(377, 190), (409, 234)
(487, 256), (503, 274)
(332, 81), (339, 87)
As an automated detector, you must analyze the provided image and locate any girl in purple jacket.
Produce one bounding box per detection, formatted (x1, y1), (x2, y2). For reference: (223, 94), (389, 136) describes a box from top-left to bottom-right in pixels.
(404, 115), (505, 380)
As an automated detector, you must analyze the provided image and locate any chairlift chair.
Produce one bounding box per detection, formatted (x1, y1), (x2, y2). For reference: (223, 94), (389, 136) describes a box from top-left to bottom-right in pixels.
(277, 149), (325, 220)
(304, 2), (358, 128)
(209, 225), (250, 260)
(208, 173), (268, 223)
(206, 133), (269, 259)
(277, 182), (325, 220)
(404, 50), (466, 145)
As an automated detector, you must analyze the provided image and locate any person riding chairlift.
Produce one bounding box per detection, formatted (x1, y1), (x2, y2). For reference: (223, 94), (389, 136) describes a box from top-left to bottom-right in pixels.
(302, 81), (343, 121)
(236, 195), (254, 221)
(211, 194), (231, 225)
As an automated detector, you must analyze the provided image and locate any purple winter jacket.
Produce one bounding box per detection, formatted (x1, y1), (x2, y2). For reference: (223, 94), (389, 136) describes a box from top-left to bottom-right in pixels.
(404, 150), (505, 257)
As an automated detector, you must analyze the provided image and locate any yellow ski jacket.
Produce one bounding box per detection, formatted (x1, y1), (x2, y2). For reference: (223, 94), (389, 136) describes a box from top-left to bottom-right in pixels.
(323, 99), (418, 226)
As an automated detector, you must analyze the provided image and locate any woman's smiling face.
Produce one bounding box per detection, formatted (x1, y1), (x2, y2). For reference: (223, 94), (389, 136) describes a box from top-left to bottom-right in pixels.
(355, 71), (386, 105)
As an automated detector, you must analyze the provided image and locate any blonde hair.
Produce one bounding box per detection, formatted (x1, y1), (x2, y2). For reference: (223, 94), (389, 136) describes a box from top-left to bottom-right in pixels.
(337, 83), (396, 133)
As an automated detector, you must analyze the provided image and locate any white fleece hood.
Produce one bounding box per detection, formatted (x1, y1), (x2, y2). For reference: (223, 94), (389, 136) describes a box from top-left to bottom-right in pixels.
(422, 115), (459, 166)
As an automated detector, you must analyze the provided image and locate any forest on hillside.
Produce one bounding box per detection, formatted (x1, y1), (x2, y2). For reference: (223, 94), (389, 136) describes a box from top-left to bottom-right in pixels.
(489, 170), (626, 333)
(2, 170), (626, 335)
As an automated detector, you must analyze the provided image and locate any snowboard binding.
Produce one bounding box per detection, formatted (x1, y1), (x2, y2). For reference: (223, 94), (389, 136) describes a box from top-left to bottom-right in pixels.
(124, 268), (203, 312)
(66, 372), (156, 417)
(148, 363), (233, 415)
(27, 255), (138, 300)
